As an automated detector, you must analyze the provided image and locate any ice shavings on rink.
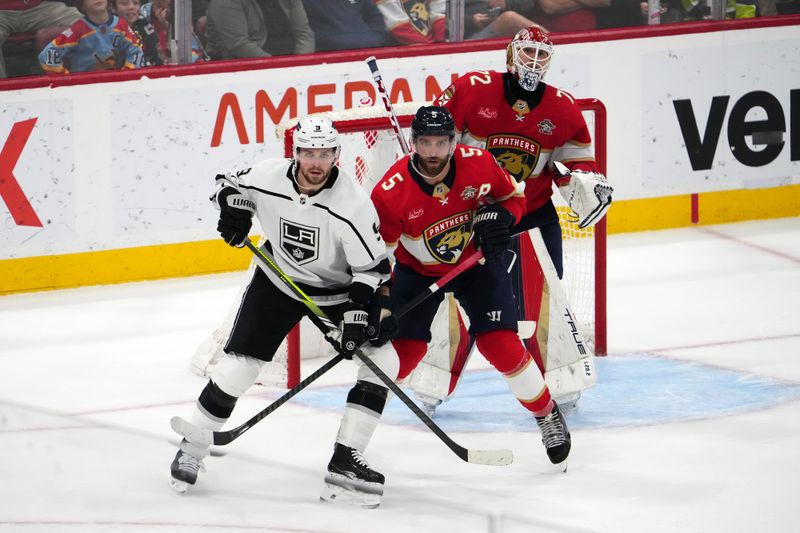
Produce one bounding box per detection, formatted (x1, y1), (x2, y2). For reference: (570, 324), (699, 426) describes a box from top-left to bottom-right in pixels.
(296, 354), (800, 431)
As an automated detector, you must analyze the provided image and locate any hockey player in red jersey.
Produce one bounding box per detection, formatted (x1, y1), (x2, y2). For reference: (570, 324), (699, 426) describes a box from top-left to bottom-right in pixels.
(435, 26), (611, 279)
(369, 105), (572, 468)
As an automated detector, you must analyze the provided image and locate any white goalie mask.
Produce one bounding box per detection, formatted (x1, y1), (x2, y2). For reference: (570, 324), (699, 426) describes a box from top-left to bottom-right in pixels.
(293, 116), (341, 162)
(506, 26), (553, 92)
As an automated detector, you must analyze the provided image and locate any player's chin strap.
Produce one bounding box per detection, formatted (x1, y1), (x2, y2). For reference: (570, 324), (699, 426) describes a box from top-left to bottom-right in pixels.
(171, 239), (513, 466)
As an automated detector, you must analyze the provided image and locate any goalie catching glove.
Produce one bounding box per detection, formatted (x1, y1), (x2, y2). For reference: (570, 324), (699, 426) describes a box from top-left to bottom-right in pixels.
(472, 204), (515, 262)
(556, 163), (613, 229)
(212, 176), (255, 247)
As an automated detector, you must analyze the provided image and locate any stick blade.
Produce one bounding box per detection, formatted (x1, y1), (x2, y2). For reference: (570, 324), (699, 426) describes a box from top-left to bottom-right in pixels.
(467, 449), (514, 466)
(170, 416), (212, 448)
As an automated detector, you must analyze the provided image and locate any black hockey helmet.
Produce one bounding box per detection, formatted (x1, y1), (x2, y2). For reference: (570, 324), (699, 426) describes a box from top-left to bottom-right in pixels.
(410, 106), (455, 141)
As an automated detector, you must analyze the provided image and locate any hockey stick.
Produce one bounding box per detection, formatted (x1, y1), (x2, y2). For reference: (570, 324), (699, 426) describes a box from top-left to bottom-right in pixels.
(365, 56), (411, 155)
(172, 240), (512, 465)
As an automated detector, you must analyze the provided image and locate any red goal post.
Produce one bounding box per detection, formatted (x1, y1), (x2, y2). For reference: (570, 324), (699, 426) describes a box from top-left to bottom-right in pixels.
(277, 100), (607, 387)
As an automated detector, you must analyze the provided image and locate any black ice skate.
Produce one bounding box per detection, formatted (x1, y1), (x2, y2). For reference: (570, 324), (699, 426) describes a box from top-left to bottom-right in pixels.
(320, 443), (384, 508)
(169, 442), (206, 493)
(535, 402), (571, 467)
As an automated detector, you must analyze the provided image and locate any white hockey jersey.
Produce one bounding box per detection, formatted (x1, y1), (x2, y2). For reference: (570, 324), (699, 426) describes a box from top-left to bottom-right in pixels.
(221, 158), (389, 305)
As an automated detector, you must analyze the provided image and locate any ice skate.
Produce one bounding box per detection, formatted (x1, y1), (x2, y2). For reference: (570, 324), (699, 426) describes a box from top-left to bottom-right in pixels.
(169, 441), (207, 494)
(320, 443), (384, 509)
(535, 402), (571, 468)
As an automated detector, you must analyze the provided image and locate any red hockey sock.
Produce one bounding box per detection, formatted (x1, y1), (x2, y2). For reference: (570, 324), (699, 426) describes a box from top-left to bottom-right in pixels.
(392, 338), (429, 380)
(476, 330), (553, 416)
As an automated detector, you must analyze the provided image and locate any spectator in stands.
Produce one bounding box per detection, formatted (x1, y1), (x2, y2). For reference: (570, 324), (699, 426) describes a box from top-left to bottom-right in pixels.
(112, 0), (141, 27)
(0, 0), (82, 78)
(595, 0), (647, 28)
(465, 1), (540, 39)
(38, 0), (143, 73)
(301, 0), (388, 51)
(134, 0), (207, 65)
(525, 0), (611, 31)
(205, 0), (314, 59)
(375, 0), (446, 44)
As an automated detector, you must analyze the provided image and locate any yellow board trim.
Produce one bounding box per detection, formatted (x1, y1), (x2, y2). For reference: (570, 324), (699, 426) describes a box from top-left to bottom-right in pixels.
(0, 239), (250, 295)
(2, 184), (799, 295)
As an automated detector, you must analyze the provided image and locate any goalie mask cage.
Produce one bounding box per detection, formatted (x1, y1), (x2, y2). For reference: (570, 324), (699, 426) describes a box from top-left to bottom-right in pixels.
(277, 100), (607, 387)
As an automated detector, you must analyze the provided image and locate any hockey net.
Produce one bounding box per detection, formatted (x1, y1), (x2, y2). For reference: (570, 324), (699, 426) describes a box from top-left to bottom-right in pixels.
(273, 100), (607, 388)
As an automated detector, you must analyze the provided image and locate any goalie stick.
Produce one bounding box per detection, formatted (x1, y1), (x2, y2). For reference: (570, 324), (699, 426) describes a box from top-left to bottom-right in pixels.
(172, 239), (513, 466)
(365, 56), (411, 155)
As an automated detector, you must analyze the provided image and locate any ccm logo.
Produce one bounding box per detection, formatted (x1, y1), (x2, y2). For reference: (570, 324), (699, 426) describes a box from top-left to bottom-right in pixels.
(673, 89), (799, 170)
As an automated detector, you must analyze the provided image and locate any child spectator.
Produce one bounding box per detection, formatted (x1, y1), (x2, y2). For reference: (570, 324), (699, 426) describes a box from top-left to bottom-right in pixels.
(39, 0), (143, 73)
(133, 0), (207, 65)
(302, 0), (388, 51)
(0, 1), (82, 78)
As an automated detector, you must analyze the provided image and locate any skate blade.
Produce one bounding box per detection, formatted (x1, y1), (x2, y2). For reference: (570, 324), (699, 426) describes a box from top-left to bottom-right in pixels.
(550, 459), (568, 473)
(320, 482), (381, 509)
(169, 476), (191, 494)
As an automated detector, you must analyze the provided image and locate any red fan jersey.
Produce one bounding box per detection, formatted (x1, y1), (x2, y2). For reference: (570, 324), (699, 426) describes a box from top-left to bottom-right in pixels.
(371, 145), (525, 277)
(436, 70), (598, 213)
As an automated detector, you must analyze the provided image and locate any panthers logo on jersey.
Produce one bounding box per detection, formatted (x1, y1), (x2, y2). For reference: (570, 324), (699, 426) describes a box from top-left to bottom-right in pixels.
(403, 1), (431, 35)
(280, 218), (319, 265)
(486, 133), (541, 182)
(423, 212), (472, 264)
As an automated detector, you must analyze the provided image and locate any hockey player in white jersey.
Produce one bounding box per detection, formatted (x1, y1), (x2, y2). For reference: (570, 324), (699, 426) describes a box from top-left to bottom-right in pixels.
(169, 117), (401, 508)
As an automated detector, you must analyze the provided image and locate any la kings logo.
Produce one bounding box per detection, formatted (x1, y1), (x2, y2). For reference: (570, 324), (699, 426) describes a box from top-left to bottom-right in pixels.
(280, 218), (319, 265)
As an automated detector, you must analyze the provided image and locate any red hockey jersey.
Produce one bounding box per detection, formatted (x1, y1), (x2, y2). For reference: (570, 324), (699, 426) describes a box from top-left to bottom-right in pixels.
(371, 145), (525, 277)
(436, 70), (598, 213)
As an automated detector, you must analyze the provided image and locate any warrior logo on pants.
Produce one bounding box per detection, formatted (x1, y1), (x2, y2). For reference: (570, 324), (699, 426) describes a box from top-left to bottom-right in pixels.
(281, 218), (319, 265)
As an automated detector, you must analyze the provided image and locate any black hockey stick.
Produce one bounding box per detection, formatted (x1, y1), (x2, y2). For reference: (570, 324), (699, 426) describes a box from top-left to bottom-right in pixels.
(172, 240), (512, 466)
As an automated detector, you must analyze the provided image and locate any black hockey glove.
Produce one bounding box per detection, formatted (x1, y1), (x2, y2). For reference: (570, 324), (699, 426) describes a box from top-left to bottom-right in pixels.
(340, 301), (369, 358)
(472, 204), (514, 262)
(217, 187), (255, 248)
(366, 293), (400, 347)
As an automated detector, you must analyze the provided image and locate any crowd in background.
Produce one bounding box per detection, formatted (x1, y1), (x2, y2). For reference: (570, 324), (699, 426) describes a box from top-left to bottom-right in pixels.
(0, 0), (797, 78)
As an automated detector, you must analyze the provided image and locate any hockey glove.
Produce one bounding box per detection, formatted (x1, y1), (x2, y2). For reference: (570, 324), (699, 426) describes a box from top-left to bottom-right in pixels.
(217, 187), (255, 247)
(472, 204), (514, 262)
(366, 293), (400, 347)
(340, 301), (369, 358)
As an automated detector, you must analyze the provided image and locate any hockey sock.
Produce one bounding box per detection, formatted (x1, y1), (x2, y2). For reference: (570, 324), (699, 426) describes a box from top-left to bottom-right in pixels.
(197, 379), (238, 422)
(392, 338), (428, 380)
(336, 380), (390, 452)
(476, 330), (553, 416)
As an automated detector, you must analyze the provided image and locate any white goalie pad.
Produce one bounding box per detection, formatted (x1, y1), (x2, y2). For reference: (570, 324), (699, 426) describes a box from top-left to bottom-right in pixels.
(406, 294), (470, 407)
(557, 165), (613, 229)
(528, 228), (597, 401)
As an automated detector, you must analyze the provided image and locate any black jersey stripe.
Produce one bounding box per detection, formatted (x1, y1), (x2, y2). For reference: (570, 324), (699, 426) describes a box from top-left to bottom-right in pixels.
(311, 203), (376, 261)
(240, 184), (293, 202)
